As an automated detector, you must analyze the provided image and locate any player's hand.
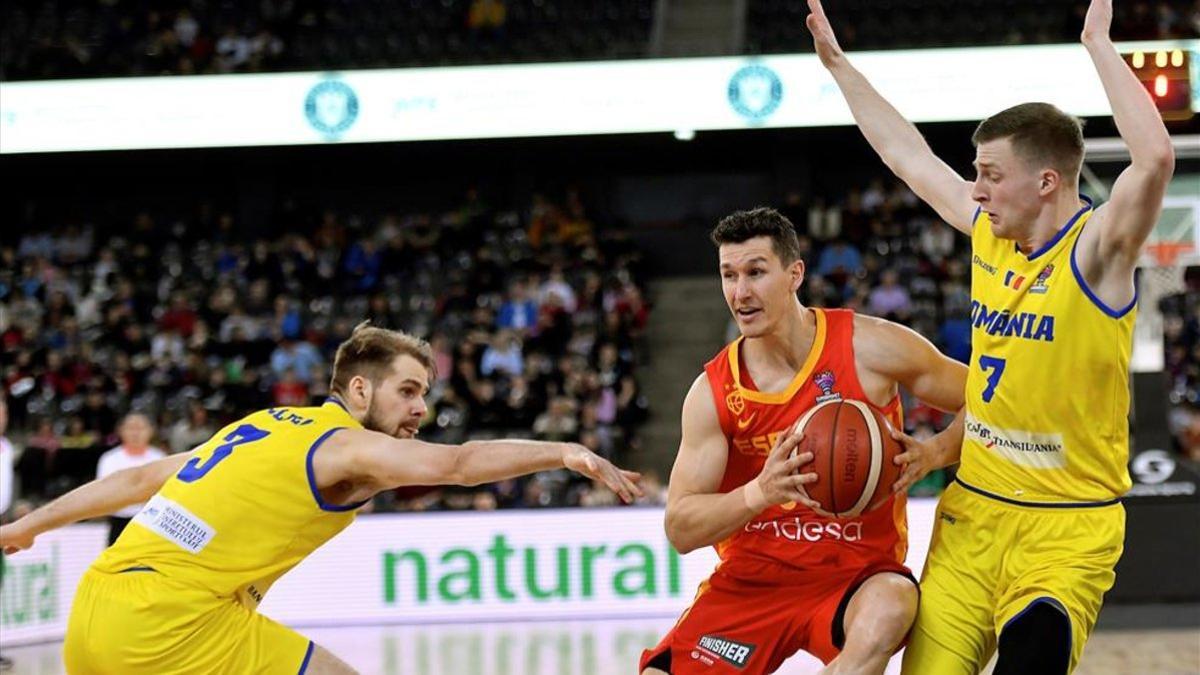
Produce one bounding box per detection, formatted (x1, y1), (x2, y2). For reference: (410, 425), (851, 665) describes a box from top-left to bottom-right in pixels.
(752, 425), (819, 511)
(890, 427), (955, 494)
(0, 522), (36, 555)
(805, 0), (845, 69)
(1081, 0), (1112, 44)
(561, 444), (644, 504)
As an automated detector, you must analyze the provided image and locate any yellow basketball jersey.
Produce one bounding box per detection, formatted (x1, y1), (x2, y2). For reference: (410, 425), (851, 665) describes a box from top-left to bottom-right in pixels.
(957, 198), (1135, 504)
(92, 398), (365, 608)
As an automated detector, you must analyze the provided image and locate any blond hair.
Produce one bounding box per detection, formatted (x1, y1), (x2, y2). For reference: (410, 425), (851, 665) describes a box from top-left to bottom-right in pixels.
(329, 322), (436, 396)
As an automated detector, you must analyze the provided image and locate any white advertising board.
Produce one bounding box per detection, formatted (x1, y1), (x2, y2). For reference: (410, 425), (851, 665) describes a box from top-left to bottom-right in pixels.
(1, 502), (938, 647)
(1, 41), (1194, 154)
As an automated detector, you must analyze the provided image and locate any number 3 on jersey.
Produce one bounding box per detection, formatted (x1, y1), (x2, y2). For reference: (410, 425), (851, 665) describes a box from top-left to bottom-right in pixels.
(979, 355), (1007, 403)
(177, 424), (270, 483)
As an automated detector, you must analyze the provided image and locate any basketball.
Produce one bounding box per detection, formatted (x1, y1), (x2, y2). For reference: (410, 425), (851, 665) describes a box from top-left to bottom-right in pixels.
(792, 399), (902, 518)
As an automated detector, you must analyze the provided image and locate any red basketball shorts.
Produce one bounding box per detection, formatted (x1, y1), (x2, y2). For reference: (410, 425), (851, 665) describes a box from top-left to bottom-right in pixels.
(640, 555), (915, 674)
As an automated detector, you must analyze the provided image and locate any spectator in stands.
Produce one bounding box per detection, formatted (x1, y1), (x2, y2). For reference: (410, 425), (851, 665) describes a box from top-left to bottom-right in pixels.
(167, 401), (216, 455)
(270, 338), (322, 384)
(272, 368), (309, 407)
(534, 396), (579, 442)
(497, 280), (539, 332)
(867, 268), (913, 320)
(94, 413), (166, 545)
(1, 401), (13, 520)
(15, 419), (60, 500)
(480, 331), (525, 378)
(468, 0), (508, 35)
(816, 239), (864, 279)
(0, 400), (12, 669)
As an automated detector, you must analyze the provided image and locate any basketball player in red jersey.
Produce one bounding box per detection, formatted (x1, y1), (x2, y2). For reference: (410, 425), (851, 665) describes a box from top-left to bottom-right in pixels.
(641, 208), (967, 675)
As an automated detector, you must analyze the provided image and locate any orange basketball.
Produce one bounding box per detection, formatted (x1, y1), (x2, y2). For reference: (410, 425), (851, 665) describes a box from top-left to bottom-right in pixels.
(792, 399), (902, 518)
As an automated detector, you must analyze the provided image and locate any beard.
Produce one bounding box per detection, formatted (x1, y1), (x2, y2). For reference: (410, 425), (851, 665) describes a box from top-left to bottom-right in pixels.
(362, 398), (389, 435)
(362, 398), (415, 438)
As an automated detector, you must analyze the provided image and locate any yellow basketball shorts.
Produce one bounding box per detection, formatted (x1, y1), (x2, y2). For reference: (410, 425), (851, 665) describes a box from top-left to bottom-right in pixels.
(64, 568), (313, 674)
(902, 480), (1125, 674)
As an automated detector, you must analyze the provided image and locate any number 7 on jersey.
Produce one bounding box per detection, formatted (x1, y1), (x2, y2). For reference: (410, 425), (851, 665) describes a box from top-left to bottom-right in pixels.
(979, 355), (1007, 403)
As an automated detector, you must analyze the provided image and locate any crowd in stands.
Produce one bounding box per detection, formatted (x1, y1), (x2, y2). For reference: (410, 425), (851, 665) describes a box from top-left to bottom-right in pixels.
(0, 186), (666, 518)
(0, 0), (654, 80)
(748, 0), (1200, 55)
(6, 0), (1196, 81)
(1163, 269), (1200, 460)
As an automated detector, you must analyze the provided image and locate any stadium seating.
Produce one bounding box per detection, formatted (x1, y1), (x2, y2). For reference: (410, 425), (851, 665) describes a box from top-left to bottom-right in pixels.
(3, 187), (653, 511)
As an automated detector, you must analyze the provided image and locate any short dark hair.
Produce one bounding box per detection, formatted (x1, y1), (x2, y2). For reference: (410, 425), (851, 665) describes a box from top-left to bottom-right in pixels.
(330, 322), (436, 396)
(972, 102), (1085, 182)
(710, 207), (802, 264)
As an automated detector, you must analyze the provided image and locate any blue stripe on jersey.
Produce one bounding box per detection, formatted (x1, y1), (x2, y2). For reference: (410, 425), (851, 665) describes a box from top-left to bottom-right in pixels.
(305, 427), (369, 512)
(1069, 234), (1138, 318)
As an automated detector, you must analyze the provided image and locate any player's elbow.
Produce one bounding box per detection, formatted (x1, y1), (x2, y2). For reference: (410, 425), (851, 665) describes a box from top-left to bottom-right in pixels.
(1138, 141), (1176, 179)
(664, 509), (699, 555)
(126, 464), (162, 500)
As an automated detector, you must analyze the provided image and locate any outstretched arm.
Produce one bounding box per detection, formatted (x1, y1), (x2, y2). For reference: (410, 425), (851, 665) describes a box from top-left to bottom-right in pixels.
(1, 453), (192, 554)
(322, 429), (643, 503)
(806, 0), (976, 232)
(855, 316), (968, 491)
(1077, 0), (1175, 287)
(664, 375), (817, 554)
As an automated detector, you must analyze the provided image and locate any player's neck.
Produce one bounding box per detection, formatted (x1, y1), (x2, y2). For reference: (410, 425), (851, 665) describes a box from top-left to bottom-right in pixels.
(1016, 191), (1086, 255)
(743, 303), (815, 373)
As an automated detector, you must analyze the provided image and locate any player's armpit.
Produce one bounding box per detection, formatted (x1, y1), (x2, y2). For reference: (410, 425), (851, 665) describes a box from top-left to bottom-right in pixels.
(854, 316), (967, 413)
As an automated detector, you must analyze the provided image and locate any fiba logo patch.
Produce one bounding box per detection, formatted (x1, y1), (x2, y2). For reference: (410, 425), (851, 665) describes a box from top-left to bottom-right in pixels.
(305, 79), (359, 138)
(814, 369), (841, 403)
(1029, 264), (1054, 294)
(728, 64), (783, 122)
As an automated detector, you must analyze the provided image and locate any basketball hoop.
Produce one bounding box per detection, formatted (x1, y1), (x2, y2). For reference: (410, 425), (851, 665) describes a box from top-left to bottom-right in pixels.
(1145, 241), (1191, 268)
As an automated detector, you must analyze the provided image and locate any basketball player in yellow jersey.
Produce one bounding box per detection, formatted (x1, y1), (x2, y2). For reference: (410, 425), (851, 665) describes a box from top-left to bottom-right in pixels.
(0, 324), (642, 674)
(807, 0), (1175, 672)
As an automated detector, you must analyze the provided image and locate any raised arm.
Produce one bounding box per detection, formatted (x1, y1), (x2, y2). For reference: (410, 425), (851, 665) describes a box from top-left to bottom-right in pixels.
(1, 452), (192, 554)
(806, 0), (976, 233)
(664, 375), (816, 555)
(320, 428), (643, 503)
(1076, 0), (1175, 301)
(854, 315), (968, 492)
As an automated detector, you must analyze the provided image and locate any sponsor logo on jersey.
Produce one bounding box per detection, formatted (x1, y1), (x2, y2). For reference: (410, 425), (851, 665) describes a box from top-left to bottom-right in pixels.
(1029, 264), (1054, 294)
(134, 495), (216, 553)
(697, 635), (756, 669)
(972, 254), (998, 276)
(969, 300), (1056, 342)
(744, 517), (864, 542)
(965, 414), (1066, 469)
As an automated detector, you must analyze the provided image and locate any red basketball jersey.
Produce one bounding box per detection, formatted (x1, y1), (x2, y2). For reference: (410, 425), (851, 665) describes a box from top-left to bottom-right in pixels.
(703, 308), (908, 569)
